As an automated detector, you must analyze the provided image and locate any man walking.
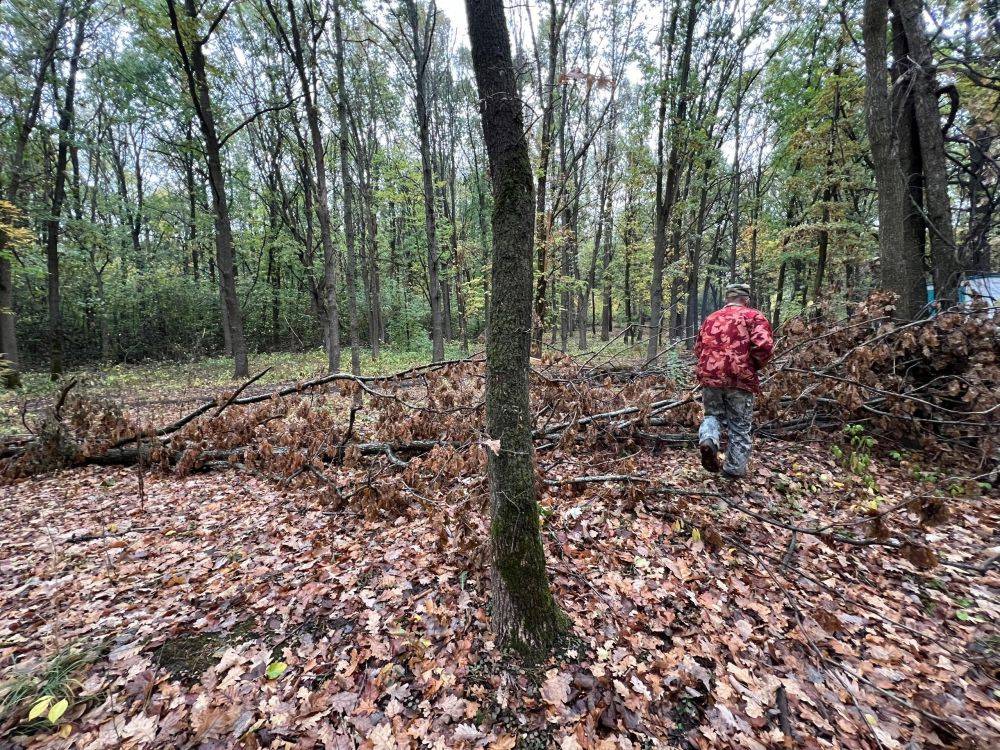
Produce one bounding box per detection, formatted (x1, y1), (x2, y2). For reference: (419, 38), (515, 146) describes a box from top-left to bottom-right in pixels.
(695, 283), (774, 477)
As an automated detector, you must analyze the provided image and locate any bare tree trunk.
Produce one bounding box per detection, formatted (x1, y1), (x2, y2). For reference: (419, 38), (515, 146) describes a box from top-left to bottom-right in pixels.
(686, 159), (713, 338)
(466, 0), (564, 660)
(894, 0), (960, 303)
(862, 0), (926, 320)
(967, 123), (993, 273)
(268, 0), (342, 371)
(729, 53), (744, 279)
(405, 0), (444, 361)
(46, 5), (89, 379)
(531, 0), (563, 356)
(599, 198), (615, 342)
(333, 0), (360, 376)
(469, 116), (491, 332)
(0, 0), (68, 386)
(168, 0), (249, 376)
(648, 0), (696, 359)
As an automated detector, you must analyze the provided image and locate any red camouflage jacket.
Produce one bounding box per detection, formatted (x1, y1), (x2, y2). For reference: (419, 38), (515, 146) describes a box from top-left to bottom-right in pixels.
(695, 303), (774, 393)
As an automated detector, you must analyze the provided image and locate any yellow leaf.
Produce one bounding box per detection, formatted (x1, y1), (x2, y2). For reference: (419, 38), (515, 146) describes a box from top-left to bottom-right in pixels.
(691, 528), (702, 543)
(57, 723), (72, 738)
(27, 696), (52, 721)
(47, 698), (68, 723)
(265, 661), (288, 679)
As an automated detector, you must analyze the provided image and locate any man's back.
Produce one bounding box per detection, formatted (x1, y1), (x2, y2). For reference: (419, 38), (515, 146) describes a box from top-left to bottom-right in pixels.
(695, 303), (773, 393)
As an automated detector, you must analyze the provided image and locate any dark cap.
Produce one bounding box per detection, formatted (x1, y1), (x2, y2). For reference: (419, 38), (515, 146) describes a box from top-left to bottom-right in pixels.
(724, 282), (751, 298)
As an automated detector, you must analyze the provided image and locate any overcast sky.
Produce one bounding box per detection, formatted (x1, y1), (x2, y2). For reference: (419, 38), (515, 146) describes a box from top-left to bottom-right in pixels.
(435, 0), (469, 39)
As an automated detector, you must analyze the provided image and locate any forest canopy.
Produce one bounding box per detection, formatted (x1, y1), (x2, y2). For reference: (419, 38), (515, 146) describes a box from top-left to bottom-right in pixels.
(0, 0), (996, 378)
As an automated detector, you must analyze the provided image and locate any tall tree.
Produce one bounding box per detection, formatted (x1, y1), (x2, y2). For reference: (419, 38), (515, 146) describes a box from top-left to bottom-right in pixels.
(863, 0), (926, 320)
(46, 1), (91, 379)
(894, 0), (960, 303)
(265, 0), (343, 372)
(333, 0), (361, 375)
(166, 0), (249, 376)
(647, 0), (696, 359)
(0, 0), (69, 387)
(466, 0), (565, 658)
(531, 0), (568, 355)
(404, 0), (445, 361)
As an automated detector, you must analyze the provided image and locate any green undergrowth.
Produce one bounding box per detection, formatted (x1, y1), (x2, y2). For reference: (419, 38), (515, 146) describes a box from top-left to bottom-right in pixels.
(0, 644), (103, 737)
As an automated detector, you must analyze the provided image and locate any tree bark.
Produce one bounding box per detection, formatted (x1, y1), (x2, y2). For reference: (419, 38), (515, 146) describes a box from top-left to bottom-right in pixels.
(168, 0), (249, 376)
(466, 0), (564, 660)
(531, 0), (563, 356)
(862, 0), (926, 320)
(647, 0), (696, 359)
(0, 0), (68, 386)
(268, 0), (342, 371)
(405, 0), (444, 361)
(333, 0), (360, 377)
(967, 123), (993, 273)
(893, 0), (960, 303)
(812, 61), (841, 309)
(46, 5), (89, 379)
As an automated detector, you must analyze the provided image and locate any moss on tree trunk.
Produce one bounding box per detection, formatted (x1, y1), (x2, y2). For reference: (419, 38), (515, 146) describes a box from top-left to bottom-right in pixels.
(465, 0), (565, 661)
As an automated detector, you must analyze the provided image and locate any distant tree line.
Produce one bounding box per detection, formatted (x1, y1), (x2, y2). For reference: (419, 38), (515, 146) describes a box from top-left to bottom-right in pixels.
(0, 0), (996, 384)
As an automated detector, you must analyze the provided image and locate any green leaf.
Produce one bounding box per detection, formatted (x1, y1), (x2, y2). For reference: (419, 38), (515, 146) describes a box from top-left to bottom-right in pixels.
(955, 610), (971, 622)
(47, 698), (68, 723)
(265, 661), (288, 680)
(27, 696), (52, 721)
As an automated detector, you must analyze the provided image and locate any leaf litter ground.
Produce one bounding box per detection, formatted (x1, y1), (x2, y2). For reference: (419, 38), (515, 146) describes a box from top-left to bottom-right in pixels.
(1, 429), (997, 748)
(1, 298), (999, 748)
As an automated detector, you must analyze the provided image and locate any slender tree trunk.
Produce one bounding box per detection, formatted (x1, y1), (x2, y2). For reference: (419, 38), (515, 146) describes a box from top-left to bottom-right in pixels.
(469, 118), (491, 332)
(405, 0), (444, 361)
(271, 0), (342, 371)
(168, 0), (249, 376)
(729, 53), (744, 279)
(772, 260), (786, 329)
(967, 123), (993, 273)
(466, 0), (564, 660)
(686, 159), (713, 338)
(587, 144), (612, 345)
(185, 123), (200, 282)
(599, 199), (614, 341)
(0, 1), (68, 386)
(333, 0), (360, 376)
(449, 171), (470, 354)
(47, 5), (89, 379)
(531, 0), (562, 356)
(647, 0), (696, 359)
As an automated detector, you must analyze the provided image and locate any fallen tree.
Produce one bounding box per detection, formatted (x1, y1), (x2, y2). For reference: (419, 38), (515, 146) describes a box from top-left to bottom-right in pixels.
(2, 294), (997, 485)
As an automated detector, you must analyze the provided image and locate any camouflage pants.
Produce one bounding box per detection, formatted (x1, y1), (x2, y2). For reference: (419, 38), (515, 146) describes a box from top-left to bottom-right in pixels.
(699, 387), (755, 476)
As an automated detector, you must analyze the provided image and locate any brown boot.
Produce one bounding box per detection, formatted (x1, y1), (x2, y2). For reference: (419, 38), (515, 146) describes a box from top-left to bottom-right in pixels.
(699, 441), (722, 473)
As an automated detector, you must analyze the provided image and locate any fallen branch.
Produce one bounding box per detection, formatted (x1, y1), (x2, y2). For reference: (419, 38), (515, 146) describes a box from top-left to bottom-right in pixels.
(109, 353), (485, 450)
(213, 367), (272, 416)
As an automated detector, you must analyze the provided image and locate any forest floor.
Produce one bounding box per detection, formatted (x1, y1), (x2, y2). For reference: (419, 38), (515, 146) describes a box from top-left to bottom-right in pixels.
(0, 346), (470, 434)
(0, 340), (656, 437)
(0, 344), (997, 749)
